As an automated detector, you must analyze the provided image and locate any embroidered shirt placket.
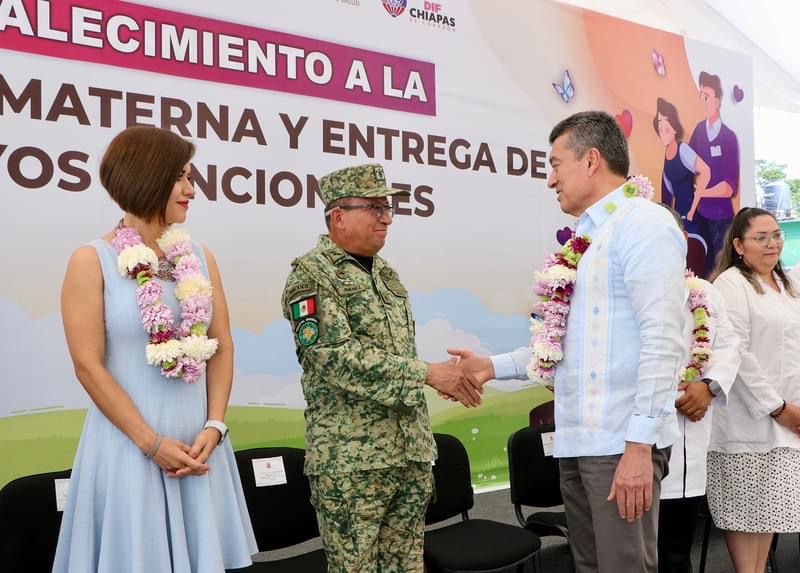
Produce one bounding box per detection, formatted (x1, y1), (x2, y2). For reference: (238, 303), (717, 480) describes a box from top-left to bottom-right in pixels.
(580, 202), (634, 432)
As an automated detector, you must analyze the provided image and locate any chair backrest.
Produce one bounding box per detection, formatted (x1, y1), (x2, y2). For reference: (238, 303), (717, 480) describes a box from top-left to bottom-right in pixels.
(234, 447), (320, 551)
(528, 400), (555, 426)
(0, 468), (72, 573)
(425, 433), (474, 525)
(686, 235), (707, 277)
(507, 425), (563, 508)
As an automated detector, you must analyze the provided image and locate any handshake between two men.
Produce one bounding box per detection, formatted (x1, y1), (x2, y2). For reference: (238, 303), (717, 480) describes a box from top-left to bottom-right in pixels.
(424, 348), (497, 408)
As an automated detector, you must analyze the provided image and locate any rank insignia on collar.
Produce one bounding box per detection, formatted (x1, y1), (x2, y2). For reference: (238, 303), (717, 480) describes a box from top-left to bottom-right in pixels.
(295, 317), (320, 347)
(290, 296), (317, 320)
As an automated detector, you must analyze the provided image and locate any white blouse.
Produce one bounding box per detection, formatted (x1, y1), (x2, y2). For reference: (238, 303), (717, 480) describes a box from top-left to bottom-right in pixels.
(709, 267), (800, 454)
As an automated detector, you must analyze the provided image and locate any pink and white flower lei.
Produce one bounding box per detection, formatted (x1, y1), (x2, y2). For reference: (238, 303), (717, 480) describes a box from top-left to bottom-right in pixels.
(112, 224), (218, 383)
(623, 174), (655, 201)
(681, 271), (712, 382)
(526, 175), (655, 383)
(526, 234), (591, 381)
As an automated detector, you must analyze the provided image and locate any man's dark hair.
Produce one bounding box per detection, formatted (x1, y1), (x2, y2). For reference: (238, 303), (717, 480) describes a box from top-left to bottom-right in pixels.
(698, 71), (722, 99)
(548, 111), (629, 177)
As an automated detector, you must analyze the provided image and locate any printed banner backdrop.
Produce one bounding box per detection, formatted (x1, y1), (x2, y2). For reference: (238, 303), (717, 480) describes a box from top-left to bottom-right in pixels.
(0, 0), (754, 489)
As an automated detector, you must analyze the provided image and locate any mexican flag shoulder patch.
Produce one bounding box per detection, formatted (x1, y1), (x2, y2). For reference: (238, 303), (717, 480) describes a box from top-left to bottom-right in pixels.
(290, 296), (317, 320)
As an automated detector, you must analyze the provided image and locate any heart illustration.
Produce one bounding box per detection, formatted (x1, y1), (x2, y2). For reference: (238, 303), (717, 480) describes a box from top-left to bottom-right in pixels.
(556, 226), (573, 245)
(615, 110), (633, 138)
(733, 85), (744, 103)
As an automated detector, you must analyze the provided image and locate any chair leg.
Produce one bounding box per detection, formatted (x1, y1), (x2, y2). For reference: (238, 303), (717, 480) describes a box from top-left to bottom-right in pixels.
(698, 514), (712, 573)
(768, 550), (778, 573)
(768, 533), (779, 573)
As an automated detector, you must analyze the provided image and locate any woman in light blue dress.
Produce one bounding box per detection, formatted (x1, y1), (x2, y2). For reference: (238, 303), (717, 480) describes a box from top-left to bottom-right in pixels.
(53, 126), (257, 572)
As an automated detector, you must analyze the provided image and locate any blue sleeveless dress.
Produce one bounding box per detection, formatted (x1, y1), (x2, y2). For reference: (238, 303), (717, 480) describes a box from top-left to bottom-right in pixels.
(52, 239), (257, 573)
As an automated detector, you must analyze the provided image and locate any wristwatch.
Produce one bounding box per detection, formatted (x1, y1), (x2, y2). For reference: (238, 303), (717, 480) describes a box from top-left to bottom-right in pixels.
(204, 420), (229, 444)
(702, 378), (722, 397)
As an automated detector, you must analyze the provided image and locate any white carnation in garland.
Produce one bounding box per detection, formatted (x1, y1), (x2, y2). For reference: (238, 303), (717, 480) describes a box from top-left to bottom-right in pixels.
(685, 276), (704, 291)
(180, 335), (219, 361)
(117, 244), (158, 277)
(175, 276), (213, 300)
(156, 227), (190, 251)
(145, 339), (183, 365)
(532, 341), (563, 363)
(526, 363), (549, 385)
(538, 265), (577, 284)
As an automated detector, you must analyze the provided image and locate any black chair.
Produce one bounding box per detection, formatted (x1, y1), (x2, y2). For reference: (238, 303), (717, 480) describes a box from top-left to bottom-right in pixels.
(696, 497), (777, 573)
(528, 400), (555, 427)
(0, 468), (71, 573)
(766, 531), (780, 573)
(227, 447), (326, 573)
(696, 496), (714, 573)
(508, 425), (569, 571)
(424, 433), (541, 573)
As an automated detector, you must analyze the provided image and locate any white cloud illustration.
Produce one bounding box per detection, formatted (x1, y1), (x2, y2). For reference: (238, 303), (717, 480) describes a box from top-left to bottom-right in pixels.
(0, 295), (531, 420)
(229, 371), (306, 408)
(415, 318), (493, 362)
(0, 298), (89, 417)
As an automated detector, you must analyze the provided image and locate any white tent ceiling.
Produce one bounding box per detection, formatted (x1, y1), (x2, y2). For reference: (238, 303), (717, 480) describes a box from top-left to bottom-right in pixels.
(557, 0), (800, 114)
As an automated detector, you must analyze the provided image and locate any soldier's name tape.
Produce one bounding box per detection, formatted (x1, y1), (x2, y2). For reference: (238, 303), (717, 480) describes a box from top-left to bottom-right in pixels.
(285, 281), (315, 306)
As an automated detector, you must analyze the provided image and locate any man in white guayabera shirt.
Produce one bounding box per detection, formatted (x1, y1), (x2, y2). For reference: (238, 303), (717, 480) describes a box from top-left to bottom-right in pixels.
(450, 111), (686, 572)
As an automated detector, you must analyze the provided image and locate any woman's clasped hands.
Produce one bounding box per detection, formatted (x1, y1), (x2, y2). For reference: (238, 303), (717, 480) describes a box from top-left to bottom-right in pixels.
(149, 427), (221, 477)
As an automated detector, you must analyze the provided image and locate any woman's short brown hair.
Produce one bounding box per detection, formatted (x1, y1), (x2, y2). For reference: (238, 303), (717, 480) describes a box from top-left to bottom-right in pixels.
(100, 126), (195, 223)
(653, 97), (684, 142)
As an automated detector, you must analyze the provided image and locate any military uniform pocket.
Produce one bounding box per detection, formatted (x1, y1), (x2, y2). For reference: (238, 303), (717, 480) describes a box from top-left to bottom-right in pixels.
(310, 475), (355, 554)
(333, 268), (370, 298)
(384, 279), (408, 299)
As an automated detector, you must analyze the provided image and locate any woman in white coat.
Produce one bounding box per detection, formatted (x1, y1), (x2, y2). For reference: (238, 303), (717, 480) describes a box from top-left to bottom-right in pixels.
(708, 207), (800, 573)
(657, 205), (740, 573)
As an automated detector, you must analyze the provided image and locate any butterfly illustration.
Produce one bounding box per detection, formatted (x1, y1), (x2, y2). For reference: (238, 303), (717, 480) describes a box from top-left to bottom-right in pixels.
(552, 70), (575, 103)
(652, 49), (666, 76)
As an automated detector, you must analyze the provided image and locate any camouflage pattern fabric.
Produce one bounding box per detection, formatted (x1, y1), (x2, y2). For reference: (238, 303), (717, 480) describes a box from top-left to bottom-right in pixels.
(281, 234), (437, 476)
(318, 163), (410, 206)
(309, 462), (433, 573)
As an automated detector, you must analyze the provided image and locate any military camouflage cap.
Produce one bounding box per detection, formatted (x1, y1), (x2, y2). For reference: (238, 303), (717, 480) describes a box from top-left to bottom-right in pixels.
(319, 163), (409, 206)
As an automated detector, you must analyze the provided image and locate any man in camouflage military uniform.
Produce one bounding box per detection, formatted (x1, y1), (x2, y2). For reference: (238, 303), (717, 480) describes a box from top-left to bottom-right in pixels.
(282, 163), (481, 572)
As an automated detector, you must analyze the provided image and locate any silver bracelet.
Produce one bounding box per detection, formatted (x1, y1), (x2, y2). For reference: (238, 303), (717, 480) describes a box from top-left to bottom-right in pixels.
(144, 433), (163, 458)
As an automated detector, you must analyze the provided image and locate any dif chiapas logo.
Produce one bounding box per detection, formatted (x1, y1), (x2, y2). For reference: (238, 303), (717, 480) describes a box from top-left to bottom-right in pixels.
(382, 0), (456, 31)
(382, 0), (407, 17)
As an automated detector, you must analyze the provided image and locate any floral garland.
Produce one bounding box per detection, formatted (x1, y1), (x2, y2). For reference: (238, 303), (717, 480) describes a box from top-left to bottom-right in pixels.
(526, 234), (590, 381)
(112, 223), (218, 383)
(623, 174), (655, 201)
(681, 271), (712, 382)
(526, 175), (655, 383)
